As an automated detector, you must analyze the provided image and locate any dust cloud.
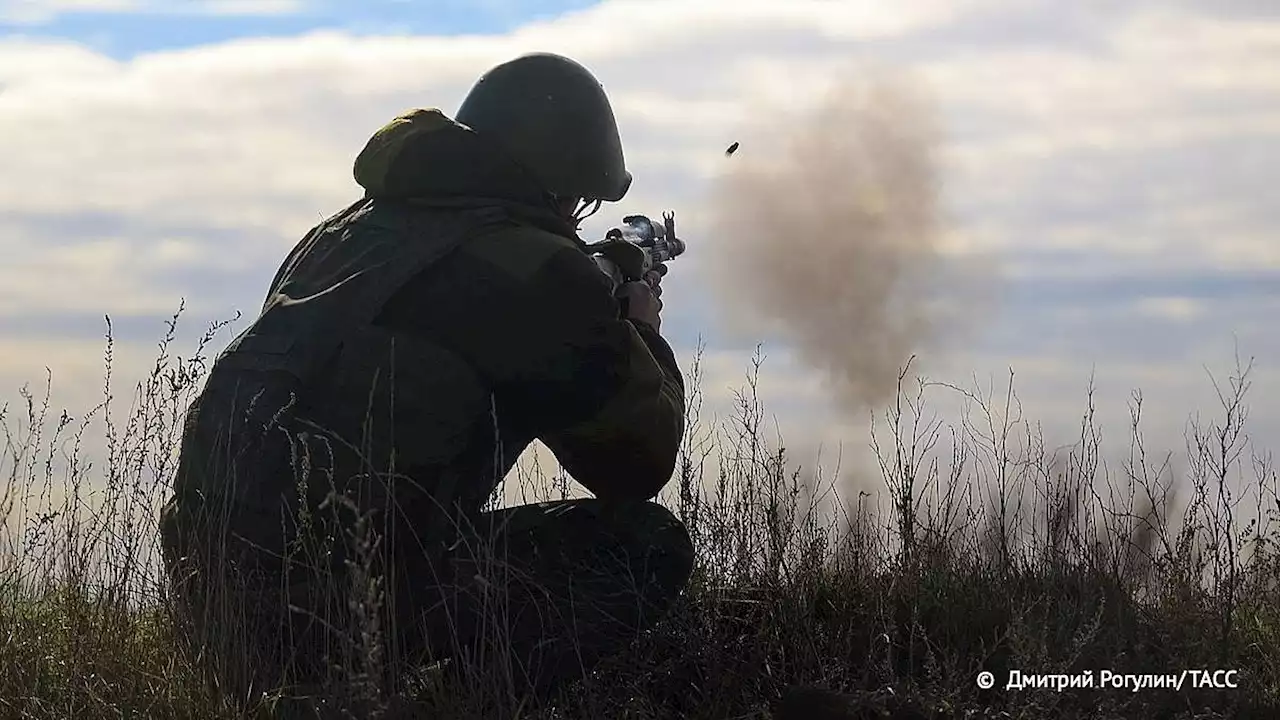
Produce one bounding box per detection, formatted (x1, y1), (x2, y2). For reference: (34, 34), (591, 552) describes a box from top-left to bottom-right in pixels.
(704, 68), (990, 419)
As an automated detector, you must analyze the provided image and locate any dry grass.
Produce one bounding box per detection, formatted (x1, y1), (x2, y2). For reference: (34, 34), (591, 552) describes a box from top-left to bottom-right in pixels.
(0, 307), (1277, 719)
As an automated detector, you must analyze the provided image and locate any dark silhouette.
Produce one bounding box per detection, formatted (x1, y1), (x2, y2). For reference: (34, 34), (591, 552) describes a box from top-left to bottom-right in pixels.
(158, 52), (693, 717)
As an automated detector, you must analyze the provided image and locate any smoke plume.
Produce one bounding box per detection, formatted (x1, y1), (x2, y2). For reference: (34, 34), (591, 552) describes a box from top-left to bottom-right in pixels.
(704, 68), (989, 418)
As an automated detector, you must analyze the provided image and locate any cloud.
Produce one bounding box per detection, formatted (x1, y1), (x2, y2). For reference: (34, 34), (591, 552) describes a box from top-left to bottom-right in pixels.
(0, 0), (303, 24)
(0, 0), (1278, 497)
(1, 0), (136, 25)
(0, 36), (120, 83)
(193, 0), (302, 15)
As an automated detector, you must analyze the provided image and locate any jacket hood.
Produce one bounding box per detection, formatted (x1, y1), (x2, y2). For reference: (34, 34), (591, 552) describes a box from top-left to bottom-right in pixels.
(353, 108), (555, 209)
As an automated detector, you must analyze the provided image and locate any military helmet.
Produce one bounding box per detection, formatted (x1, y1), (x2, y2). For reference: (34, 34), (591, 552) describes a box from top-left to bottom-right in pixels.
(455, 52), (632, 203)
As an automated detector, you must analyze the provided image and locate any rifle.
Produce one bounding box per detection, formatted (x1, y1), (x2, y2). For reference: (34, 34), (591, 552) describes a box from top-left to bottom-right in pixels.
(584, 212), (686, 292)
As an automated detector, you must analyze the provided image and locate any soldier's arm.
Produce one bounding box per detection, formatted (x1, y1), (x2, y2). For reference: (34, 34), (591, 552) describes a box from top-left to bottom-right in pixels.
(537, 308), (686, 503)
(514, 242), (685, 503)
(377, 223), (685, 502)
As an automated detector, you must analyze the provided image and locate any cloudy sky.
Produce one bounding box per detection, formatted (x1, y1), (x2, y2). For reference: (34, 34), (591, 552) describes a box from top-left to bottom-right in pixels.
(1, 0), (1277, 504)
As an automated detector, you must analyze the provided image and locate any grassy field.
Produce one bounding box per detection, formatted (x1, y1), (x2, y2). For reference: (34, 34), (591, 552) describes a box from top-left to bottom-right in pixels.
(0, 309), (1276, 719)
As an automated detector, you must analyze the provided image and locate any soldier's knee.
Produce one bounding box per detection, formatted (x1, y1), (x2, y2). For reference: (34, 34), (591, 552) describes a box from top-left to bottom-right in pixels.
(632, 501), (694, 588)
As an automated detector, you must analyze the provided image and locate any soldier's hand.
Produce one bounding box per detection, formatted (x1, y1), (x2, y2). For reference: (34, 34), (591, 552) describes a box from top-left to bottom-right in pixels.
(619, 264), (665, 332)
(644, 262), (668, 294)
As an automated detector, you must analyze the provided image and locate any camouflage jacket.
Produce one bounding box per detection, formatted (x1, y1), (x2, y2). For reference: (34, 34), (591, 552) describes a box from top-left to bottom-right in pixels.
(175, 109), (685, 526)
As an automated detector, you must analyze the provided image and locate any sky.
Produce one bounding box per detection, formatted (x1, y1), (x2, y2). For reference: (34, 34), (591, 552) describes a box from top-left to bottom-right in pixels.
(1, 0), (1278, 512)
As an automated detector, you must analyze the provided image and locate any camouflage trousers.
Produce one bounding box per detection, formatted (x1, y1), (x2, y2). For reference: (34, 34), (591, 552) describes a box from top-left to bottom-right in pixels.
(158, 494), (694, 716)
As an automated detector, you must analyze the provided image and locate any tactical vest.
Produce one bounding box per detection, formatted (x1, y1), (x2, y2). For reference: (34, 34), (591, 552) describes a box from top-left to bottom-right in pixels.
(217, 198), (506, 382)
(174, 198), (509, 516)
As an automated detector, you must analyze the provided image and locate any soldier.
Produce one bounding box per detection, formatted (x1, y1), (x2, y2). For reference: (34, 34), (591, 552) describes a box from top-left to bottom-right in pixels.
(158, 52), (693, 716)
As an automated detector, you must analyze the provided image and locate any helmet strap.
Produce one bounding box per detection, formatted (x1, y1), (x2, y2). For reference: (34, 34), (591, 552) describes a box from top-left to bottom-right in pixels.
(572, 198), (603, 227)
(544, 194), (603, 231)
